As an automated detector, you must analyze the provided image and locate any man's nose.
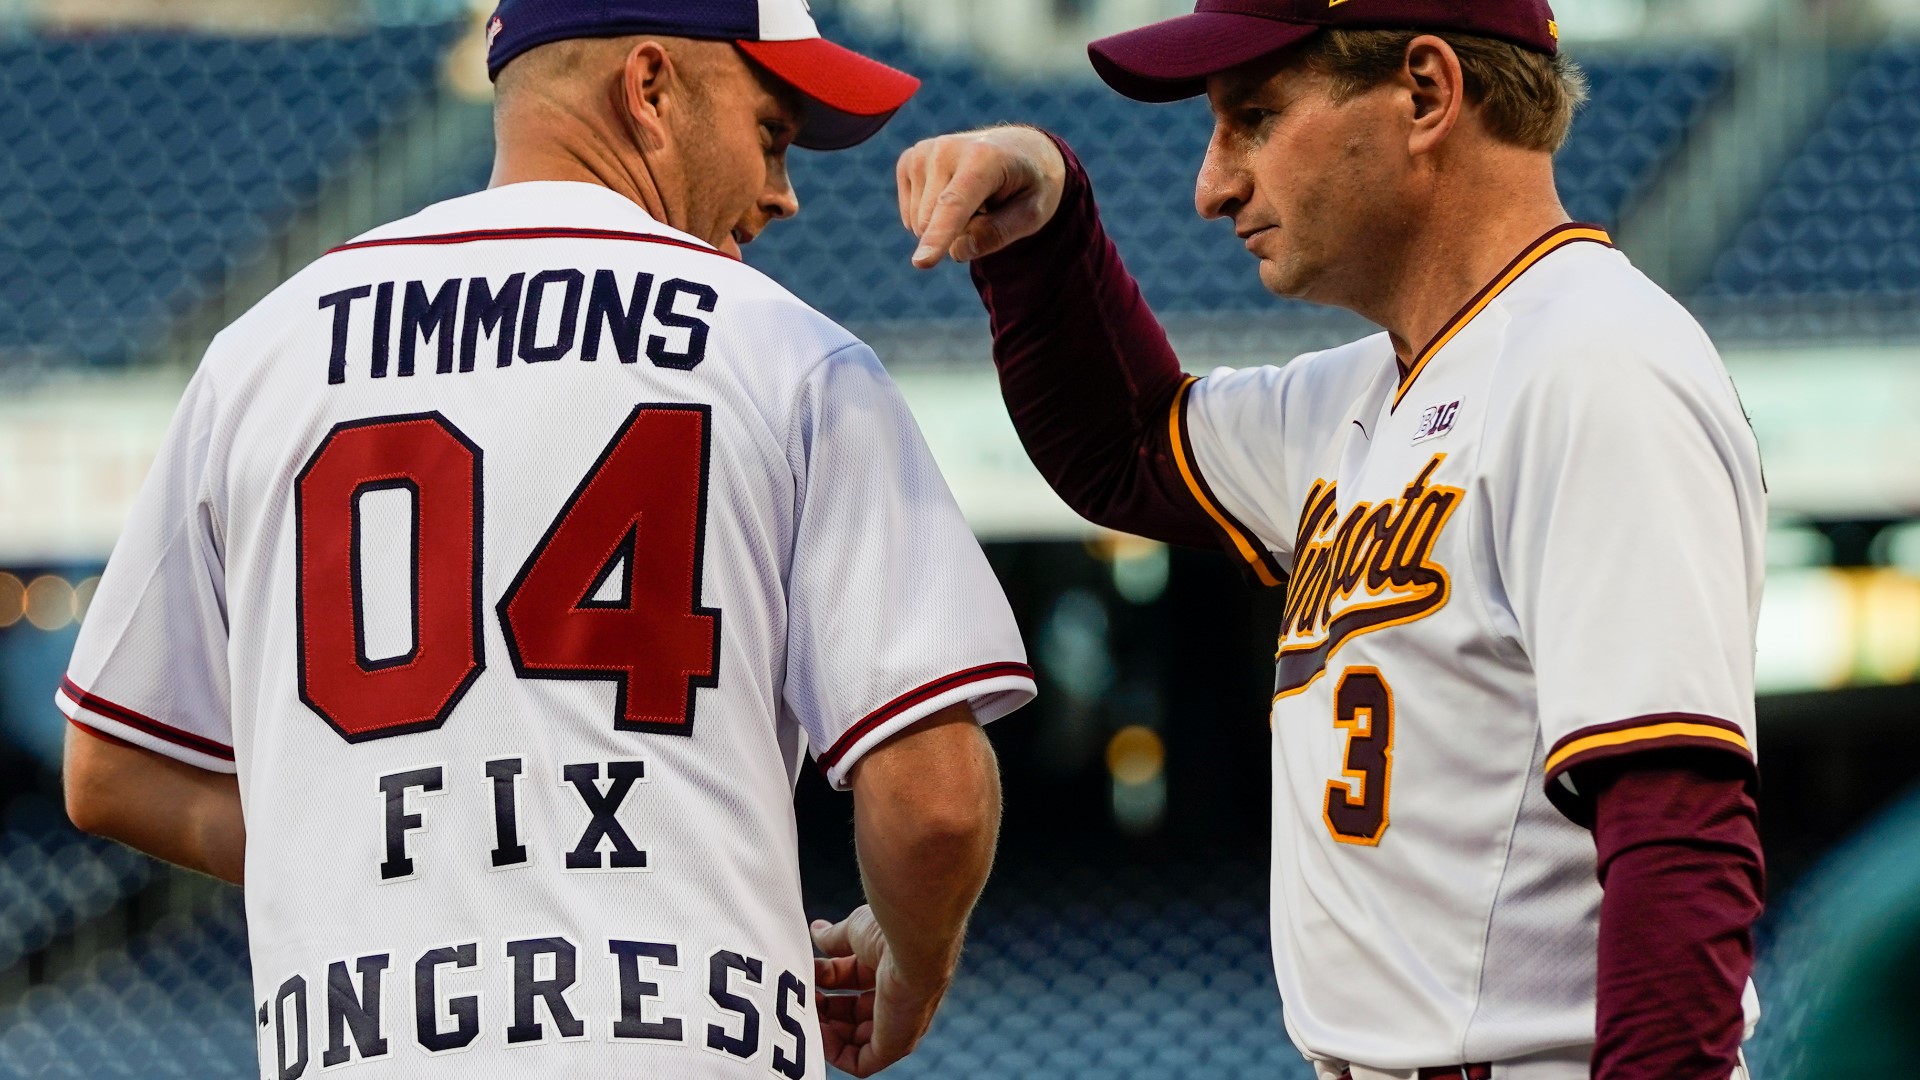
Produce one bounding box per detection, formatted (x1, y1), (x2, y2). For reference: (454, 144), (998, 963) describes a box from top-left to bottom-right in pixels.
(764, 169), (799, 221)
(1194, 127), (1248, 222)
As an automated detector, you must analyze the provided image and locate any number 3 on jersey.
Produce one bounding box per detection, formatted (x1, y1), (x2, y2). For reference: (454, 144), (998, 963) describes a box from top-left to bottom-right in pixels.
(295, 405), (720, 743)
(1324, 667), (1393, 846)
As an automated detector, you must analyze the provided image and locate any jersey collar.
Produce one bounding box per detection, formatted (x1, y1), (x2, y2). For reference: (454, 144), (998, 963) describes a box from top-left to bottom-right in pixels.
(409, 181), (723, 255)
(1391, 222), (1613, 412)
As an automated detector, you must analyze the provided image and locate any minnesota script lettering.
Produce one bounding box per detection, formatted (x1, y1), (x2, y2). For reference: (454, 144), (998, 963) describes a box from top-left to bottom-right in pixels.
(1275, 455), (1462, 698)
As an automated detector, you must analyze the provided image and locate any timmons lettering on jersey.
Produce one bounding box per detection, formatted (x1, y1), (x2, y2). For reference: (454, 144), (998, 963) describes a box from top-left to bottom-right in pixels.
(259, 939), (810, 1070)
(1274, 453), (1463, 699)
(318, 270), (719, 384)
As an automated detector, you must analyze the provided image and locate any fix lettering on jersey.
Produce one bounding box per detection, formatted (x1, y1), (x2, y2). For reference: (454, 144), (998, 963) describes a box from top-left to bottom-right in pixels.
(1275, 454), (1462, 698)
(1411, 400), (1460, 444)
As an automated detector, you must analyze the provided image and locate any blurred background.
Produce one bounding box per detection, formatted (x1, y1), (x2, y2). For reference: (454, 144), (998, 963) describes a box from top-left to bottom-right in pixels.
(1, 0), (1919, 1075)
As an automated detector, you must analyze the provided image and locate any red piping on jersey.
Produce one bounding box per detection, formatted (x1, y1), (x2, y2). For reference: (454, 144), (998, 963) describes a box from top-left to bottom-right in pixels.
(59, 675), (236, 761)
(325, 227), (736, 260)
(818, 662), (1035, 772)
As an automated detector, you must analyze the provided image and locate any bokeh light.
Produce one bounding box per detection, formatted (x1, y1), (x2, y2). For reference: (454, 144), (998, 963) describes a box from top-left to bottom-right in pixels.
(23, 577), (75, 632)
(0, 572), (24, 629)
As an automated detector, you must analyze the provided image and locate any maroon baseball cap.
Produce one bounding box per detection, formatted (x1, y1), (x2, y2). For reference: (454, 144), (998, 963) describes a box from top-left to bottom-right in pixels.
(1089, 0), (1560, 103)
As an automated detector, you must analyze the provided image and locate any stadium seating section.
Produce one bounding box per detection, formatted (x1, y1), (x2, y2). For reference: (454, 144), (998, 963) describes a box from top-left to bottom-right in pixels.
(745, 37), (1732, 325)
(1704, 43), (1920, 300)
(0, 24), (457, 369)
(0, 20), (1734, 373)
(0, 893), (252, 1079)
(0, 797), (153, 979)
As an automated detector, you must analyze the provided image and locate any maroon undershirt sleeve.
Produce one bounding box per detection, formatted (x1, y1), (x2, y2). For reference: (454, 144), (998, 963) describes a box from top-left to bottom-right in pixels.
(1584, 752), (1764, 1080)
(968, 134), (1220, 550)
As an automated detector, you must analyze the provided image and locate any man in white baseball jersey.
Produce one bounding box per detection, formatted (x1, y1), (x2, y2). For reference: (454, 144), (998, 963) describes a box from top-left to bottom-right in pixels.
(898, 1), (1764, 1077)
(58, 3), (1035, 1077)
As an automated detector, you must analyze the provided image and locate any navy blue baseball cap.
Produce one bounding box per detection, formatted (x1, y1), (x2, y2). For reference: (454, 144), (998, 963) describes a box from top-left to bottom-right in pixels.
(485, 0), (921, 150)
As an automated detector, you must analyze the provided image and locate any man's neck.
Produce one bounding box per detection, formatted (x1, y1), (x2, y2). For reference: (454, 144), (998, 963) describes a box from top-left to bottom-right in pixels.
(1358, 153), (1570, 369)
(488, 102), (670, 224)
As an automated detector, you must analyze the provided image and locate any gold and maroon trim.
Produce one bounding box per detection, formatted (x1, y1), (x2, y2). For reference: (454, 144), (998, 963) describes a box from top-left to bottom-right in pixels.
(1544, 712), (1750, 781)
(1167, 377), (1286, 588)
(817, 662), (1035, 772)
(1392, 223), (1613, 412)
(58, 675), (236, 762)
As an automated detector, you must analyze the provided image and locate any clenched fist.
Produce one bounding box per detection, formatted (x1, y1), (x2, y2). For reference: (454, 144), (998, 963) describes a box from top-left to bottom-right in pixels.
(896, 125), (1069, 268)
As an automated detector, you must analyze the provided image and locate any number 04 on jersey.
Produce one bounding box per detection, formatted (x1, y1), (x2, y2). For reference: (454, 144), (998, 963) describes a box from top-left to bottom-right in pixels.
(294, 404), (722, 744)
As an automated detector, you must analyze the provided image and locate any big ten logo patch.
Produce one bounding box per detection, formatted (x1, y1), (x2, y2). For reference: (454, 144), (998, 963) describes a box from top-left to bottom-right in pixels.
(1412, 400), (1460, 444)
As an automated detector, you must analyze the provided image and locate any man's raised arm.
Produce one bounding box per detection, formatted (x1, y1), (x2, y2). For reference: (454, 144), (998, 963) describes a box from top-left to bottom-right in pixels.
(899, 128), (1218, 548)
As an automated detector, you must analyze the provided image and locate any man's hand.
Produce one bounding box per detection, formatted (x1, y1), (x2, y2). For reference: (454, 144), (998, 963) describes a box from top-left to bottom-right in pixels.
(898, 125), (1068, 268)
(810, 905), (949, 1077)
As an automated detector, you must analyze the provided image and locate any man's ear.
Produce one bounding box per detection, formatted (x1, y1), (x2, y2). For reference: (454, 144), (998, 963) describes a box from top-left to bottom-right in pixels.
(617, 39), (676, 152)
(1402, 35), (1464, 158)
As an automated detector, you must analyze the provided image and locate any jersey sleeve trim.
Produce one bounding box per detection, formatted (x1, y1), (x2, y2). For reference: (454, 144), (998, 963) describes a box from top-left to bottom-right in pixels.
(1544, 713), (1751, 781)
(1168, 377), (1285, 587)
(817, 662), (1036, 782)
(1393, 223), (1613, 412)
(56, 675), (237, 770)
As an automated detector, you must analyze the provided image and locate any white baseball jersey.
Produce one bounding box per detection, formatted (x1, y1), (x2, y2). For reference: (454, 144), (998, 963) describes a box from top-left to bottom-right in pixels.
(56, 180), (1034, 1079)
(1172, 226), (1764, 1070)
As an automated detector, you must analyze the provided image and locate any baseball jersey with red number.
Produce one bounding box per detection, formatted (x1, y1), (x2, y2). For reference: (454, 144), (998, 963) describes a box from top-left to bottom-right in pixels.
(56, 180), (1034, 1079)
(1170, 225), (1764, 1070)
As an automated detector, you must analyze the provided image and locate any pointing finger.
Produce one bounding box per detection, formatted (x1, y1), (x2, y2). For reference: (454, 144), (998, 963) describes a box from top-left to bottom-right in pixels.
(914, 161), (1004, 269)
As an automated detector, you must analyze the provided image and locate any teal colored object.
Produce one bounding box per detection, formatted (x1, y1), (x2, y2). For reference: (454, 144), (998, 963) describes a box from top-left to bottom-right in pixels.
(1748, 782), (1920, 1078)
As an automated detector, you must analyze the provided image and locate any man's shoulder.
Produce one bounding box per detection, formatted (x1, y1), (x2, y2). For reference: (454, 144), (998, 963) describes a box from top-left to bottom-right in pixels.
(1501, 241), (1714, 363)
(1487, 242), (1744, 426)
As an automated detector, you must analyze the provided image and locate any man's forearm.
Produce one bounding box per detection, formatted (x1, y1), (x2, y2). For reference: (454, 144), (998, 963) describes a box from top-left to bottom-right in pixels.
(969, 135), (1216, 549)
(65, 722), (245, 885)
(1589, 756), (1762, 1079)
(849, 708), (1001, 983)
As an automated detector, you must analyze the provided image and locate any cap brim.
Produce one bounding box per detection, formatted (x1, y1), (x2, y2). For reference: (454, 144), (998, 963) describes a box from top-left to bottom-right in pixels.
(737, 38), (920, 151)
(1089, 12), (1318, 103)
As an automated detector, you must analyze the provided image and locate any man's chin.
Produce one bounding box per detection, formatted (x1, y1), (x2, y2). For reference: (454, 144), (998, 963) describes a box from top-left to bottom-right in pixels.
(719, 234), (744, 259)
(1256, 259), (1311, 302)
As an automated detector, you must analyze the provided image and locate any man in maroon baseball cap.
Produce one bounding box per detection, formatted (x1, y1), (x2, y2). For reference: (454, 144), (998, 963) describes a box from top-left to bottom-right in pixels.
(895, 3), (1764, 1079)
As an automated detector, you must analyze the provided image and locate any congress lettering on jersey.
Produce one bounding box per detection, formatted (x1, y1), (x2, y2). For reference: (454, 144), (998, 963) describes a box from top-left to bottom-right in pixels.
(257, 935), (811, 1075)
(318, 266), (719, 384)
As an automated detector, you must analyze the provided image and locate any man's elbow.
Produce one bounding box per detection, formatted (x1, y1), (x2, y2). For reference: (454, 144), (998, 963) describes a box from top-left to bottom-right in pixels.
(898, 774), (1001, 855)
(63, 726), (126, 839)
(65, 767), (113, 838)
(853, 712), (1003, 857)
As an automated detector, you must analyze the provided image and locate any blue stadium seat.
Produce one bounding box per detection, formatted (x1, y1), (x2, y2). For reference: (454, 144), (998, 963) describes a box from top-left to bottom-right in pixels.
(0, 23), (460, 369)
(1702, 44), (1920, 299)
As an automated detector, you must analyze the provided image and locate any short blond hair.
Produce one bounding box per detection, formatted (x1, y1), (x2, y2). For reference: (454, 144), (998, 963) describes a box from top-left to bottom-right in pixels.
(1299, 29), (1588, 153)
